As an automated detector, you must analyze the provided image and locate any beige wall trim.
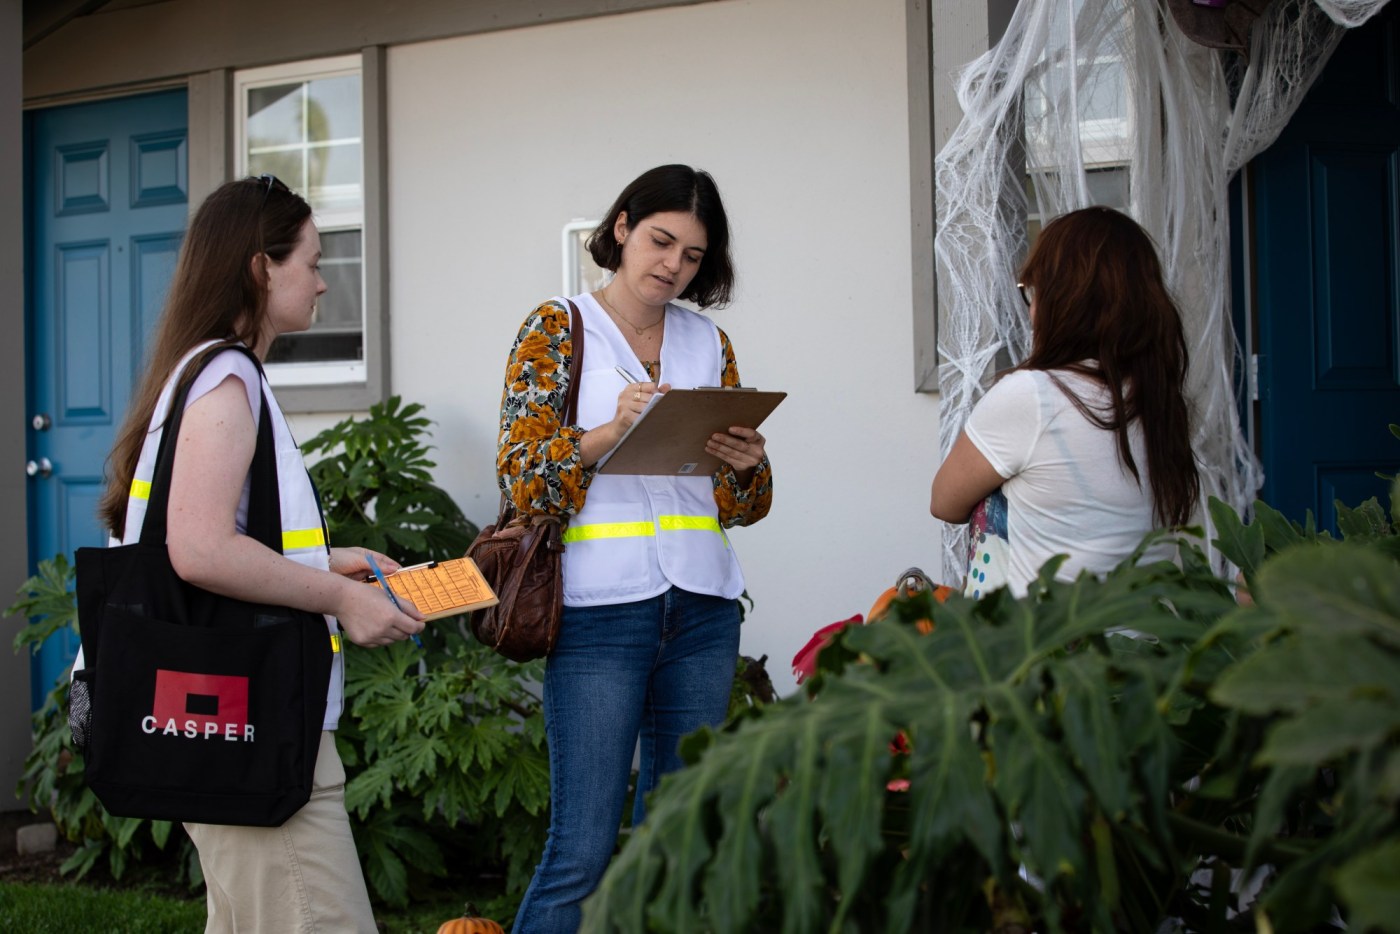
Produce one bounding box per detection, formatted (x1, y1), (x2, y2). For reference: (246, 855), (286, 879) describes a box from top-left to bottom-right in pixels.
(2, 0), (35, 803)
(363, 45), (390, 406)
(187, 69), (231, 213)
(22, 75), (188, 111)
(25, 0), (722, 103)
(907, 0), (937, 393)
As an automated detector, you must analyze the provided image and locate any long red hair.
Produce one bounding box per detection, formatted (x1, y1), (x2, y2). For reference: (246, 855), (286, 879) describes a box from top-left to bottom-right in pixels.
(1016, 206), (1199, 527)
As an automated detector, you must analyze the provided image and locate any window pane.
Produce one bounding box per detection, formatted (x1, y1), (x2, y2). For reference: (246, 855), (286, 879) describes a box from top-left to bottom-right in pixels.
(308, 142), (362, 216)
(248, 150), (305, 190)
(1086, 167), (1129, 208)
(1082, 62), (1126, 123)
(307, 74), (361, 142)
(266, 229), (363, 365)
(239, 59), (367, 384)
(247, 84), (303, 150)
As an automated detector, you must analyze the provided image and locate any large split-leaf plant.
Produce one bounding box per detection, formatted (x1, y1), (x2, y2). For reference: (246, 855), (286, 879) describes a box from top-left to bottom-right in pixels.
(582, 481), (1400, 932)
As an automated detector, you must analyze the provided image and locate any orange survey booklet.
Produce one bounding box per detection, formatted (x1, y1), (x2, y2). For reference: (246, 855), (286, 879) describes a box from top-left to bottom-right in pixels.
(368, 557), (499, 621)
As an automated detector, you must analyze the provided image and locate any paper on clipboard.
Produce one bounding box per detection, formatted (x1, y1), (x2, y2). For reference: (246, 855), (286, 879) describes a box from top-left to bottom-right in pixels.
(369, 557), (499, 621)
(597, 387), (785, 476)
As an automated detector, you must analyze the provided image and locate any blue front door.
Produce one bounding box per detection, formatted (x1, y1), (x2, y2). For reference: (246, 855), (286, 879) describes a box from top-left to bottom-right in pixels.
(1250, 7), (1400, 531)
(25, 89), (188, 708)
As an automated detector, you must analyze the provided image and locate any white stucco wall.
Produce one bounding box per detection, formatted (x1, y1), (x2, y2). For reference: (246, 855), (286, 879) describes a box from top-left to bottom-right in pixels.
(376, 0), (942, 695)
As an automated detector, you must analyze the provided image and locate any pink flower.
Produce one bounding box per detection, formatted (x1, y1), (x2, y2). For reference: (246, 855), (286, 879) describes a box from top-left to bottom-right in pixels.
(791, 614), (864, 684)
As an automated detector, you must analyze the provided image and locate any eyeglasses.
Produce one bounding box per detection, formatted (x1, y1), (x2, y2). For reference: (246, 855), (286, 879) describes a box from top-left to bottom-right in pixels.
(249, 173), (291, 208)
(1017, 282), (1035, 307)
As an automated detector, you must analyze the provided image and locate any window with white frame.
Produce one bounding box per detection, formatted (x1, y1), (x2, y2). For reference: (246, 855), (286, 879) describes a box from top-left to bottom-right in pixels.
(236, 55), (366, 387)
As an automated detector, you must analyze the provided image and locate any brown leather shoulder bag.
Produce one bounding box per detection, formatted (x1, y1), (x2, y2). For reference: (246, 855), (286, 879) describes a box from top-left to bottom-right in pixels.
(466, 299), (584, 661)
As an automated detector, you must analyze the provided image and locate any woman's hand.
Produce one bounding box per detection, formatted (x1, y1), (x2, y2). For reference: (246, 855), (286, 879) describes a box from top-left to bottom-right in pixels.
(612, 380), (670, 433)
(328, 546), (399, 580)
(708, 426), (766, 475)
(580, 380), (672, 467)
(333, 576), (425, 648)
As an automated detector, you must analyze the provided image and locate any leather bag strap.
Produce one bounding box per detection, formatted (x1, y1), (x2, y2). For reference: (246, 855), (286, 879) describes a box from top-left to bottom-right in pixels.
(563, 298), (584, 426)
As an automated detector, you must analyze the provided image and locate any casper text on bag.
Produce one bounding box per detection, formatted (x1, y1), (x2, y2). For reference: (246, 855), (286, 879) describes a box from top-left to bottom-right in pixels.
(145, 669), (255, 742)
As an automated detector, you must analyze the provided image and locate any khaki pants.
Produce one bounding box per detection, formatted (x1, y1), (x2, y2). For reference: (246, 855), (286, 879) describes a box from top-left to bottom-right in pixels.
(184, 731), (376, 934)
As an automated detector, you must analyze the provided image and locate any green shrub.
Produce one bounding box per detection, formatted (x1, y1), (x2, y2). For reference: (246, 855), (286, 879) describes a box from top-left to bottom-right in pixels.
(285, 397), (547, 913)
(582, 482), (1400, 933)
(300, 395), (479, 561)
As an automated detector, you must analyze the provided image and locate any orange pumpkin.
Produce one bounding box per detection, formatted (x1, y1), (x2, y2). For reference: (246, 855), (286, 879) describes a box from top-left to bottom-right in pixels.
(866, 567), (952, 634)
(437, 918), (505, 934)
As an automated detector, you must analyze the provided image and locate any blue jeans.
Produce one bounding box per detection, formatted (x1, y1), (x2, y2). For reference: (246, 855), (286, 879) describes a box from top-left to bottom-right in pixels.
(512, 587), (741, 934)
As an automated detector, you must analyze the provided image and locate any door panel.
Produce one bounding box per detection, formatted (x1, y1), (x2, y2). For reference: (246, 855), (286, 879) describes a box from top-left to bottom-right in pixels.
(1250, 7), (1400, 533)
(26, 89), (187, 709)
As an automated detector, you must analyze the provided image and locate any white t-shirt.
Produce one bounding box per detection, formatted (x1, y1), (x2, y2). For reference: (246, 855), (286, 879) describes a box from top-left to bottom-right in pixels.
(187, 350), (263, 532)
(964, 368), (1176, 596)
(75, 348), (345, 731)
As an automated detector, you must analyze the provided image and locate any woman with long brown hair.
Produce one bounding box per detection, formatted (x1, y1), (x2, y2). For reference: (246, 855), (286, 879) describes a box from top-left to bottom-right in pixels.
(930, 205), (1199, 595)
(92, 175), (423, 931)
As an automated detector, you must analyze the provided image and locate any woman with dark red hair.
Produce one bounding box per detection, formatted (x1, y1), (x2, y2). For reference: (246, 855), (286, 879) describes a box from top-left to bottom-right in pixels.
(930, 205), (1200, 596)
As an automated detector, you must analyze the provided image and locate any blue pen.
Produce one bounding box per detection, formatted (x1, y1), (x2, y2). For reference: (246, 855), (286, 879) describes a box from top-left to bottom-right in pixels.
(366, 554), (423, 649)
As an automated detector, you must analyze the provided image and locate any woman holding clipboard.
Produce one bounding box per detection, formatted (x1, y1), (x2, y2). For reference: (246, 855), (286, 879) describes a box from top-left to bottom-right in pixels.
(494, 164), (772, 932)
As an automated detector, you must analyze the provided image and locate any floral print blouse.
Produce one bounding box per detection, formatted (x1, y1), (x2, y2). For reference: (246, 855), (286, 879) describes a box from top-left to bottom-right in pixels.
(496, 300), (773, 527)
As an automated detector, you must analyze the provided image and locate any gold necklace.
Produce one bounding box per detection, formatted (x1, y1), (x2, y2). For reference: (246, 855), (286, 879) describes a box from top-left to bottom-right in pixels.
(598, 287), (663, 335)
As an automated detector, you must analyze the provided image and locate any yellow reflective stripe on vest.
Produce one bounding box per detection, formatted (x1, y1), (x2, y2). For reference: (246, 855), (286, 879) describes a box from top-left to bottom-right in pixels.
(658, 515), (723, 534)
(562, 514), (723, 544)
(563, 521), (656, 544)
(130, 479), (151, 500)
(282, 527), (326, 551)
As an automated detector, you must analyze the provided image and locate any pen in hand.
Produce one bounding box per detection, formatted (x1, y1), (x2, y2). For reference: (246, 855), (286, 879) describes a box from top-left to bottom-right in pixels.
(365, 553), (423, 649)
(614, 364), (643, 385)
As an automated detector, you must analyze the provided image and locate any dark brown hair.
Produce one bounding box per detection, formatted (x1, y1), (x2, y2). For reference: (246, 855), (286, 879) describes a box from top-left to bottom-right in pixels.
(98, 177), (311, 536)
(1017, 205), (1199, 527)
(586, 164), (735, 307)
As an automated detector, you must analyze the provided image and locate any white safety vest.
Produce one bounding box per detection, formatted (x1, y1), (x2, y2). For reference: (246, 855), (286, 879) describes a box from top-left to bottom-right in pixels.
(120, 341), (345, 729)
(561, 295), (746, 607)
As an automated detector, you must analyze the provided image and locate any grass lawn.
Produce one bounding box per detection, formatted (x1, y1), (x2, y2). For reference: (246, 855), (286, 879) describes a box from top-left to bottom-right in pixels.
(0, 881), (480, 933)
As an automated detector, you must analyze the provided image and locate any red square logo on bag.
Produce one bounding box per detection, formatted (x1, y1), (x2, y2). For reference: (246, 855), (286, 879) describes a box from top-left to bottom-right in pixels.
(148, 669), (252, 741)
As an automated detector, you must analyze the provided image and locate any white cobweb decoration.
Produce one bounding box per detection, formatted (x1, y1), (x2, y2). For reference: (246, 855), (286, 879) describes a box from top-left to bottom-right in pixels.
(932, 0), (1390, 582)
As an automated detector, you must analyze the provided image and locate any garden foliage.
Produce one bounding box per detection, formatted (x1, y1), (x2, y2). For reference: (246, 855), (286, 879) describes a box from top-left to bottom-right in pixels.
(583, 480), (1400, 932)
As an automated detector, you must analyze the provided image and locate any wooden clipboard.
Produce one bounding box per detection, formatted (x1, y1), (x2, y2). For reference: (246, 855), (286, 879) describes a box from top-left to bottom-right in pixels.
(369, 557), (499, 621)
(597, 387), (786, 476)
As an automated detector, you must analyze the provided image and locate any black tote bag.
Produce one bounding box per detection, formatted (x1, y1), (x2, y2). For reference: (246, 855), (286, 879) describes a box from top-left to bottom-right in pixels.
(72, 344), (333, 827)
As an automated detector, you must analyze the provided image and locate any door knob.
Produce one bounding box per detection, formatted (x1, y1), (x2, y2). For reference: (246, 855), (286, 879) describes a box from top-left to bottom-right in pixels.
(25, 457), (54, 478)
(31, 413), (52, 431)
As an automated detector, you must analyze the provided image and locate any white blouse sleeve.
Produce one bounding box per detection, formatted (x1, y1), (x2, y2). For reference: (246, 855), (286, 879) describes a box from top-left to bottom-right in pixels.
(963, 370), (1043, 480)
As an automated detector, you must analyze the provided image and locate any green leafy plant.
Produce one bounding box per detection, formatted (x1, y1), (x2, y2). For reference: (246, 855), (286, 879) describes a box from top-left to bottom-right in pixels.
(301, 399), (548, 913)
(301, 395), (478, 562)
(582, 483), (1400, 932)
(334, 630), (549, 912)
